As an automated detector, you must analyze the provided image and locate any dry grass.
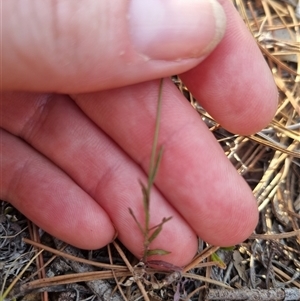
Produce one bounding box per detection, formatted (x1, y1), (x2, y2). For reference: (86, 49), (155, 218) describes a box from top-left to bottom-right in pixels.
(1, 1), (300, 300)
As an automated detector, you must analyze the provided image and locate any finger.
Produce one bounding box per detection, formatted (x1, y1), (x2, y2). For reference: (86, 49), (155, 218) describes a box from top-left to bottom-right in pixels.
(1, 93), (197, 266)
(180, 0), (278, 135)
(73, 78), (258, 247)
(0, 129), (115, 249)
(3, 0), (226, 93)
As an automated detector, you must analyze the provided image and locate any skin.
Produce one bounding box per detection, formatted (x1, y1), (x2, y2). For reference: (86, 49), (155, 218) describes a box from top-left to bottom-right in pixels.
(1, 0), (278, 267)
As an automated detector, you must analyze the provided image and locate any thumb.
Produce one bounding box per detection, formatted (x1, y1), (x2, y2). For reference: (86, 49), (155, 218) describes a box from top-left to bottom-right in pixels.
(3, 0), (226, 93)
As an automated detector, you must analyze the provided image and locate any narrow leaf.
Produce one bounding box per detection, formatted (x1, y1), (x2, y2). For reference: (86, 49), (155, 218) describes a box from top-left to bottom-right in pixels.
(148, 79), (164, 188)
(128, 208), (145, 235)
(146, 248), (171, 257)
(139, 180), (149, 210)
(162, 216), (173, 223)
(149, 216), (172, 231)
(220, 246), (235, 251)
(139, 180), (150, 229)
(211, 252), (226, 269)
(148, 225), (163, 243)
(150, 146), (164, 185)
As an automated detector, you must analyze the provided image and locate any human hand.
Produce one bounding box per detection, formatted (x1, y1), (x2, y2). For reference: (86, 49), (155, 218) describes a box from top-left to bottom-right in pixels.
(1, 0), (277, 267)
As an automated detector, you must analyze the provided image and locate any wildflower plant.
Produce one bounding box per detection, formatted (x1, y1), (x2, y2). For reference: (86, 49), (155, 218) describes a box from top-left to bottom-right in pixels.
(129, 79), (172, 263)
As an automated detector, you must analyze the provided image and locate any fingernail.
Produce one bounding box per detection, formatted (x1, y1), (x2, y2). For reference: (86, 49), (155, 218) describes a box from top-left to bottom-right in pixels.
(128, 0), (226, 61)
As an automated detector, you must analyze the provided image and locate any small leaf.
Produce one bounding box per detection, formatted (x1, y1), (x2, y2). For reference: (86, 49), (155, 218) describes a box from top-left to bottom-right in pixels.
(146, 249), (171, 257)
(128, 208), (144, 235)
(148, 225), (163, 243)
(139, 180), (150, 228)
(139, 181), (149, 210)
(148, 79), (164, 187)
(151, 146), (164, 184)
(220, 246), (235, 251)
(149, 216), (172, 231)
(139, 181), (150, 213)
(211, 252), (226, 269)
(162, 216), (172, 223)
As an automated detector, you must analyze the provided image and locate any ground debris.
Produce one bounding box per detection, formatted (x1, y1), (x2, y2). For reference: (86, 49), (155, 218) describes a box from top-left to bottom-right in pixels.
(53, 238), (123, 301)
(206, 287), (300, 301)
